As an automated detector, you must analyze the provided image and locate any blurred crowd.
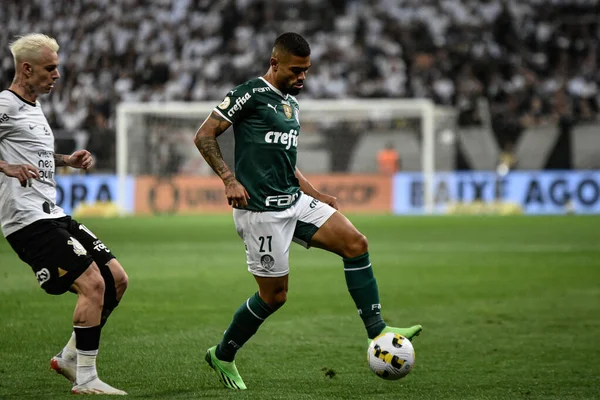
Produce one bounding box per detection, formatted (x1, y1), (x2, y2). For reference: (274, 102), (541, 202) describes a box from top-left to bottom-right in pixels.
(1, 0), (599, 170)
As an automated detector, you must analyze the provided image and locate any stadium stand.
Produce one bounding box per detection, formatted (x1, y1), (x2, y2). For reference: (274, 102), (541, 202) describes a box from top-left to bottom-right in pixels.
(1, 0), (598, 171)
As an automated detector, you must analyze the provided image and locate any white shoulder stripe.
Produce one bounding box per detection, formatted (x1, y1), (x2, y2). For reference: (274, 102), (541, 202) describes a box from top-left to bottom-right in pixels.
(213, 108), (232, 123)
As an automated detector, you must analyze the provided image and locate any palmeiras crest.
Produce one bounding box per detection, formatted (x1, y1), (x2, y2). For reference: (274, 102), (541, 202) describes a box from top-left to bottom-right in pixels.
(260, 254), (275, 270)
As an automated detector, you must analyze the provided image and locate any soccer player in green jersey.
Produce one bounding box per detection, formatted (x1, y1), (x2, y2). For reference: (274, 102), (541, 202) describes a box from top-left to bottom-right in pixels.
(194, 32), (422, 390)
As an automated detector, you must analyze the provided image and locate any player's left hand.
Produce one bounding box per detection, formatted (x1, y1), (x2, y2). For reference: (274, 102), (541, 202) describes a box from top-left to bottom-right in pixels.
(67, 150), (94, 170)
(317, 193), (338, 210)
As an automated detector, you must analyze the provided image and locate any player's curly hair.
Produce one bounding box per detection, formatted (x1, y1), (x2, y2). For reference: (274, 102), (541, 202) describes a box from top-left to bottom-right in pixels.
(273, 32), (310, 57)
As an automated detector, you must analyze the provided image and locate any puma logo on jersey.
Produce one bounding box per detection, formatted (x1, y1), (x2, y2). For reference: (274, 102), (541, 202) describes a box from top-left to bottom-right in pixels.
(267, 103), (278, 114)
(227, 92), (251, 118)
(264, 129), (299, 150)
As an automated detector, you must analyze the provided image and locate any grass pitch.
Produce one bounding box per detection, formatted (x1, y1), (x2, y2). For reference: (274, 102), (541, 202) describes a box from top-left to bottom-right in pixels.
(1, 215), (599, 399)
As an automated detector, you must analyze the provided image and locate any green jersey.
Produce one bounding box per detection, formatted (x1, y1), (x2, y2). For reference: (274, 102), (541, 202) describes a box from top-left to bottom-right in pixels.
(214, 77), (301, 212)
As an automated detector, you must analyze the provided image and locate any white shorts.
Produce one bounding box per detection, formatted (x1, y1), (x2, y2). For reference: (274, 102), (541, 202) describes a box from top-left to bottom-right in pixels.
(233, 193), (337, 277)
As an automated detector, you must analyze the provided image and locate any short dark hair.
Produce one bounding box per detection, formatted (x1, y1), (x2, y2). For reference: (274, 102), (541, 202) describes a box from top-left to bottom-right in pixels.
(273, 32), (310, 57)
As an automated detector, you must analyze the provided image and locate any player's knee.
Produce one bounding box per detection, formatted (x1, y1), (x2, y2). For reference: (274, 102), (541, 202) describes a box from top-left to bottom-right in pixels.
(343, 233), (369, 258)
(271, 292), (287, 310)
(116, 270), (129, 298)
(111, 264), (129, 299)
(264, 288), (287, 310)
(77, 264), (106, 304)
(88, 277), (106, 305)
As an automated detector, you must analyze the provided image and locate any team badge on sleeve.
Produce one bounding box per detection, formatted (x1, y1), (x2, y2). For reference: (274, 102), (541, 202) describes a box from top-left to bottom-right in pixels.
(218, 97), (231, 110)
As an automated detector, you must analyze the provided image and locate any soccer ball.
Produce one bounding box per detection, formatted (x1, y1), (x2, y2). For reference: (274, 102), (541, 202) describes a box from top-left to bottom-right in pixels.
(367, 332), (415, 380)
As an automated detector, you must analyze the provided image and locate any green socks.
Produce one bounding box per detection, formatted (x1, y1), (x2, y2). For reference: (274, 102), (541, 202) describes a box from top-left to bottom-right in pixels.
(344, 252), (386, 338)
(216, 292), (276, 361)
(214, 253), (385, 361)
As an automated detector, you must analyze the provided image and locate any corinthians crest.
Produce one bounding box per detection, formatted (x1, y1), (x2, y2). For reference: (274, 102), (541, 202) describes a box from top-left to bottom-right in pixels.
(282, 104), (293, 119)
(67, 237), (88, 256)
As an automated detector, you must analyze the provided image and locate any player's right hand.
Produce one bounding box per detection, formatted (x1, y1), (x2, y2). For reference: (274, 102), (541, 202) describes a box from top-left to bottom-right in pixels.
(225, 179), (250, 208)
(1, 163), (40, 187)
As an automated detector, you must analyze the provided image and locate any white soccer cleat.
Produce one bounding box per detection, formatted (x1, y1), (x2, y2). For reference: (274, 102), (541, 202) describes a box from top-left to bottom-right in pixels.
(71, 377), (127, 395)
(50, 353), (76, 384)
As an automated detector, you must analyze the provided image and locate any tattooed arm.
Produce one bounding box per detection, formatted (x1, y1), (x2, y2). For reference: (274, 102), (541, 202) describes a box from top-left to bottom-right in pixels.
(54, 150), (93, 169)
(194, 112), (250, 207)
(194, 112), (235, 184)
(54, 154), (69, 167)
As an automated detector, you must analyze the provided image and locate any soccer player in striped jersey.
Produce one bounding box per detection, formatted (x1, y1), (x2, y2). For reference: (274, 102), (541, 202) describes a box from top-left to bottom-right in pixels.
(0, 34), (127, 395)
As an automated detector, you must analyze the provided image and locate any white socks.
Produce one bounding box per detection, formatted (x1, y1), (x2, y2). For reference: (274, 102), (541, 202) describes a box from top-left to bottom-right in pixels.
(76, 349), (99, 384)
(62, 331), (77, 360)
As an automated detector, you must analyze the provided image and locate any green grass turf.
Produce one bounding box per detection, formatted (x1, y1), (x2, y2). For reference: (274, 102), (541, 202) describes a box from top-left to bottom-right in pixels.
(1, 215), (599, 399)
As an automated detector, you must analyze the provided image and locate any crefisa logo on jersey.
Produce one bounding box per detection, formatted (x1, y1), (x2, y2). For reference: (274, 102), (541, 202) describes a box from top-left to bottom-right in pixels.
(264, 128), (299, 150)
(227, 93), (252, 118)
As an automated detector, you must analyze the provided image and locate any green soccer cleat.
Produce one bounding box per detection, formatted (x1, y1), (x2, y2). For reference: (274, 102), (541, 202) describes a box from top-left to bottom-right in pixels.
(368, 325), (423, 346)
(205, 346), (247, 390)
